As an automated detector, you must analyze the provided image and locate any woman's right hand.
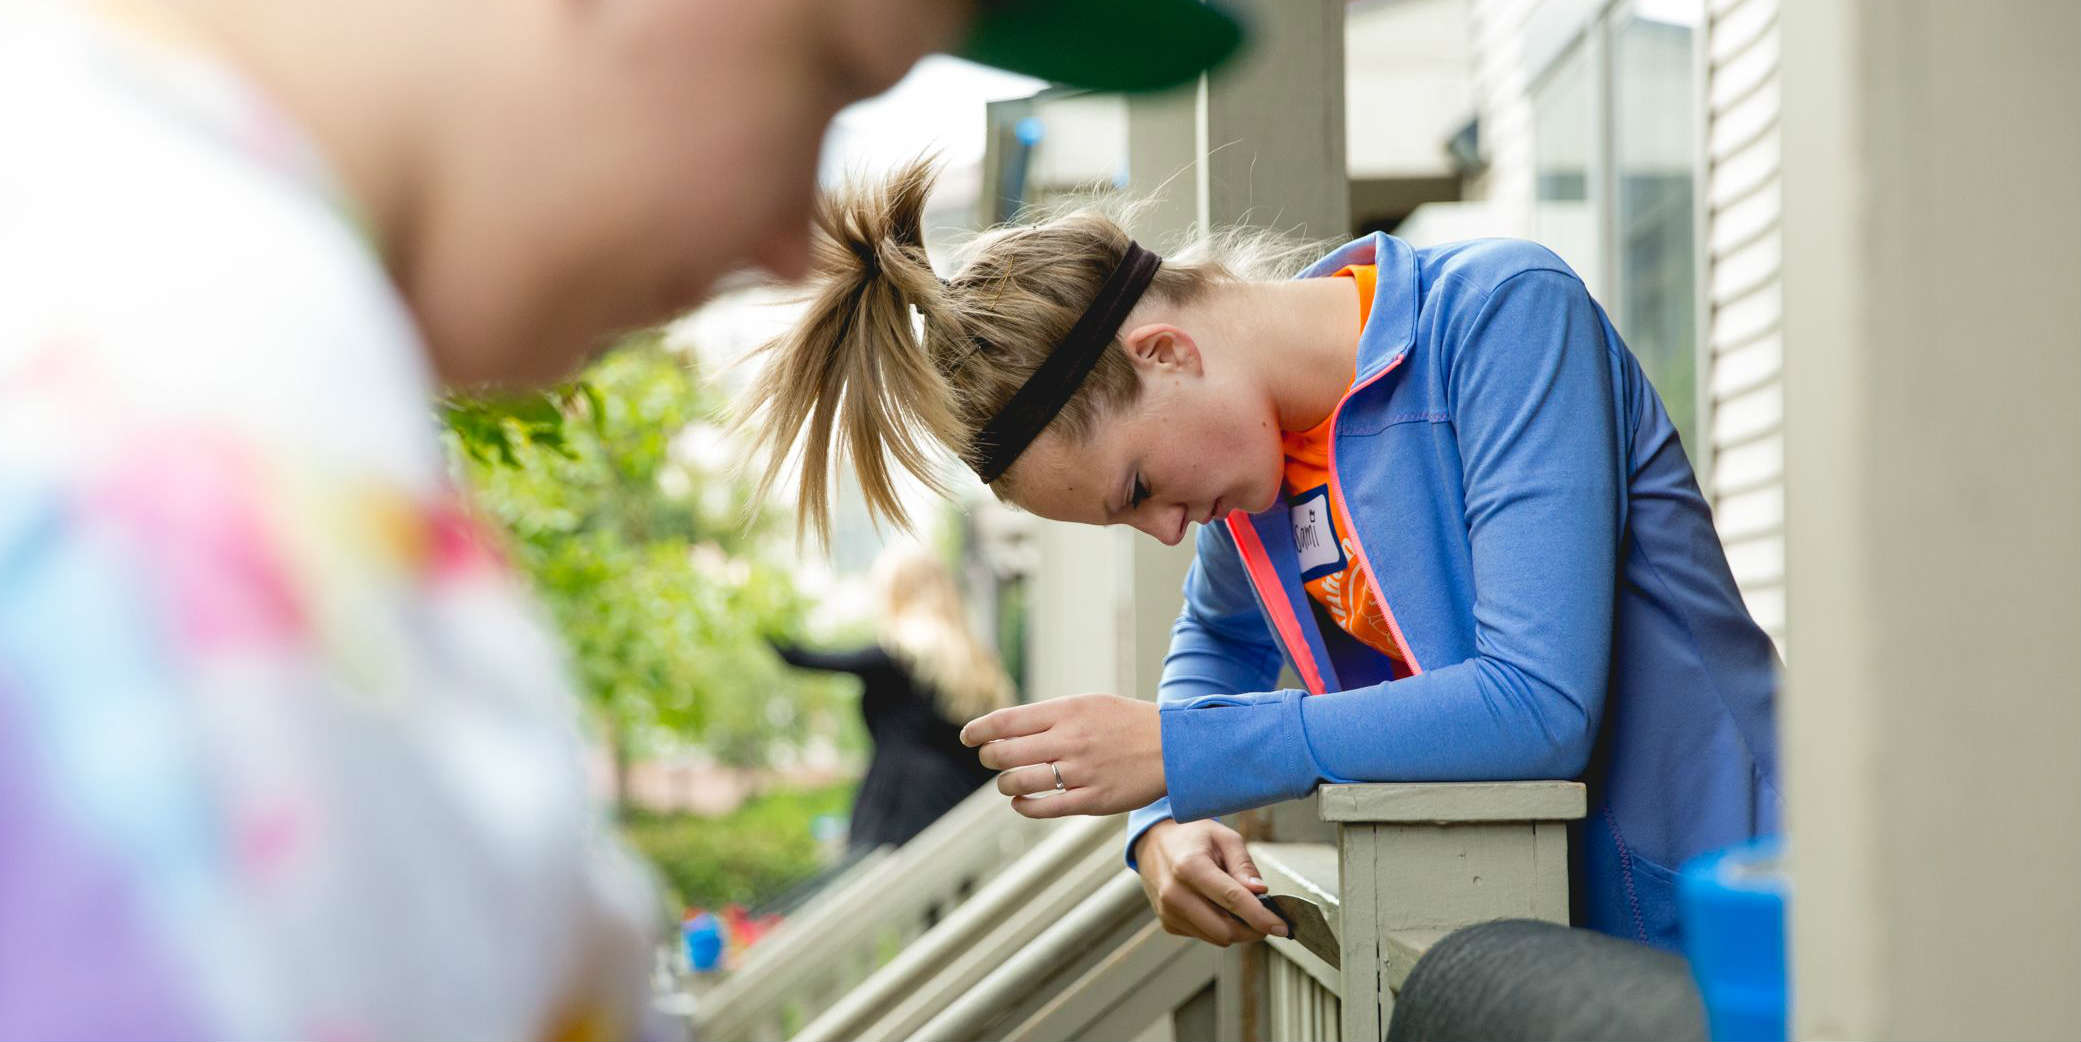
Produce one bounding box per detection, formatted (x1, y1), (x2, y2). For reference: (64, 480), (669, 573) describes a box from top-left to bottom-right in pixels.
(1132, 819), (1290, 946)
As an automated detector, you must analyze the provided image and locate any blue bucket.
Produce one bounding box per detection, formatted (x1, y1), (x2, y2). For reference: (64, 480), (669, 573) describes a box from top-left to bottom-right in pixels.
(1678, 838), (1788, 1042)
(682, 911), (725, 973)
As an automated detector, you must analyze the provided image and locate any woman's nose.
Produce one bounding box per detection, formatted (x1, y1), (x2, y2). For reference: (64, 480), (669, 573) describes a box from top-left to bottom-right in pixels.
(1136, 507), (1187, 547)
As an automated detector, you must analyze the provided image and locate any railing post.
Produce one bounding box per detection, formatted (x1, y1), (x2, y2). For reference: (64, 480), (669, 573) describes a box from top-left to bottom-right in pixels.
(1323, 782), (1586, 1042)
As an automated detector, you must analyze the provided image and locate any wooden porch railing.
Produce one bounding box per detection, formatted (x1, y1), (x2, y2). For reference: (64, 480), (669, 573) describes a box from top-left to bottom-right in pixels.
(793, 813), (1126, 1041)
(686, 784), (1057, 1041)
(1253, 781), (1587, 1041)
(700, 779), (1585, 1042)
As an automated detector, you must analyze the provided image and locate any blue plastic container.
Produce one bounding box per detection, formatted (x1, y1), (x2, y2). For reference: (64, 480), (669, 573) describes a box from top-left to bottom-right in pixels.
(1678, 838), (1788, 1042)
(682, 910), (725, 973)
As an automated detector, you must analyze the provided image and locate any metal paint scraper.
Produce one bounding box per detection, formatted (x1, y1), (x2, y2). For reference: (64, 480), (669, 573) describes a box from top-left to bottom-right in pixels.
(1260, 894), (1340, 969)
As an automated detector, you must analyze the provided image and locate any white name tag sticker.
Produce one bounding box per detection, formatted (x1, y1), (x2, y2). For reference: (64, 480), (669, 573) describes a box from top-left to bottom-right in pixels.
(1288, 485), (1345, 580)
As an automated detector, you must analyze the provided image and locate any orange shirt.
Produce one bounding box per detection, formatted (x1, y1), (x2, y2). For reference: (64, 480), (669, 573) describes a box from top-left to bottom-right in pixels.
(1280, 265), (1408, 669)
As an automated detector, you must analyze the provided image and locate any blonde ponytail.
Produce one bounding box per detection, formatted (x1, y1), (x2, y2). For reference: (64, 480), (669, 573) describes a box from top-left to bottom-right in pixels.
(740, 159), (966, 544)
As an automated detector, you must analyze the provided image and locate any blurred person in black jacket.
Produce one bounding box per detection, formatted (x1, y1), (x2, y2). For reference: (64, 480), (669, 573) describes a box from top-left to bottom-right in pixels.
(774, 546), (1015, 849)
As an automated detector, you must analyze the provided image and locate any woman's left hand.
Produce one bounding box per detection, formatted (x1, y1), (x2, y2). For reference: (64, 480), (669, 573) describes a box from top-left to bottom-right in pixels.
(961, 694), (1165, 818)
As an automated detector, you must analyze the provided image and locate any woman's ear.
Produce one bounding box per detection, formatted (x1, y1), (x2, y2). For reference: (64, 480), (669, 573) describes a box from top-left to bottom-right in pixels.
(1119, 323), (1203, 377)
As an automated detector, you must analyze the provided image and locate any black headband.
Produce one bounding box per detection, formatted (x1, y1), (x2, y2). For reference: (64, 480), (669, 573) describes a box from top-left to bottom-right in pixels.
(970, 242), (1163, 483)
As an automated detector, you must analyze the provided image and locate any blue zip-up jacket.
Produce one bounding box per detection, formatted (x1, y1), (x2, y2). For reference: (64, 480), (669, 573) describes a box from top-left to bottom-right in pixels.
(1125, 233), (1781, 950)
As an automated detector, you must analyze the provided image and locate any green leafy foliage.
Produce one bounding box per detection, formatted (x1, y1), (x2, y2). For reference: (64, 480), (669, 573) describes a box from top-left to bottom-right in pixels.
(441, 336), (861, 781)
(440, 385), (588, 466)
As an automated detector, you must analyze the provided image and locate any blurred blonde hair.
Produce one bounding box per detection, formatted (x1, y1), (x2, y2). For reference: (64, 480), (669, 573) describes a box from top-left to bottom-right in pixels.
(738, 157), (1324, 545)
(871, 544), (1015, 723)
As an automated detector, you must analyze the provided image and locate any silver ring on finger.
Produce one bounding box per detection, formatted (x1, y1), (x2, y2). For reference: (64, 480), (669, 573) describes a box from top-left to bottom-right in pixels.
(1049, 762), (1066, 791)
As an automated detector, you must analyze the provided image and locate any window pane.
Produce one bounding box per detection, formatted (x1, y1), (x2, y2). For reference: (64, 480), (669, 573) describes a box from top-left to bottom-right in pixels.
(1614, 7), (1699, 448)
(1533, 43), (1603, 299)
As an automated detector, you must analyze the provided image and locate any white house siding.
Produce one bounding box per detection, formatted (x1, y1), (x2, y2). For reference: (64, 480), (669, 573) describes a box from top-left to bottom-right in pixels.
(1699, 0), (1784, 650)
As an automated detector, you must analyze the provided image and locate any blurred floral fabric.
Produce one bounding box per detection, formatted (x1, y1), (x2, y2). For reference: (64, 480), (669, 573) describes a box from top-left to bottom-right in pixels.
(0, 9), (654, 1040)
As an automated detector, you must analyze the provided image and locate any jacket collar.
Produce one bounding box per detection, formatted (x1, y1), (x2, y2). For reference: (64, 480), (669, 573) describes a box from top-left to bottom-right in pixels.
(1223, 234), (1424, 691)
(1295, 232), (1420, 384)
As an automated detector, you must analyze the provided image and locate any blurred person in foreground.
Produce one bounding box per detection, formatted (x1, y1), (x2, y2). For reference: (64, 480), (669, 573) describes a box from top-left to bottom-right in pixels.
(0, 0), (1240, 1037)
(773, 546), (1014, 851)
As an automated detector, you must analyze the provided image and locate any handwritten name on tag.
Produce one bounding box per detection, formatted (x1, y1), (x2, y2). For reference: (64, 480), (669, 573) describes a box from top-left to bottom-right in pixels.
(1289, 486), (1344, 579)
